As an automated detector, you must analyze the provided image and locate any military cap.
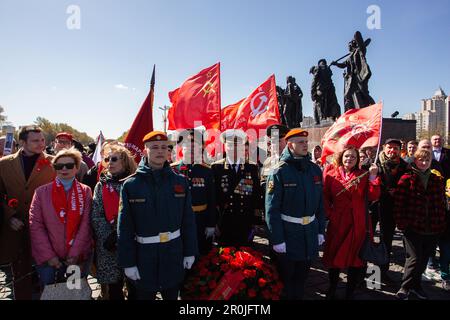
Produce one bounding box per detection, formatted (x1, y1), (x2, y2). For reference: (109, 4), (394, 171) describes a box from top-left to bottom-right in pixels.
(177, 128), (203, 145)
(55, 132), (73, 141)
(142, 131), (168, 143)
(384, 138), (402, 147)
(220, 129), (247, 144)
(284, 128), (309, 141)
(266, 124), (289, 139)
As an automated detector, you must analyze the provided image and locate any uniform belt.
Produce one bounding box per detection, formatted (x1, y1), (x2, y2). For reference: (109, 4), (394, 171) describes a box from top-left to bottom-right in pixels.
(281, 214), (315, 225)
(192, 204), (208, 212)
(135, 229), (181, 244)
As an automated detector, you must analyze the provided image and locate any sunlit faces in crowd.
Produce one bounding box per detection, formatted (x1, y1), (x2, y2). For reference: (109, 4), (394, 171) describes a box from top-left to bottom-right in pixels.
(145, 140), (168, 168)
(418, 139), (432, 151)
(414, 149), (432, 172)
(287, 136), (309, 157)
(383, 143), (401, 159)
(54, 137), (72, 153)
(431, 135), (442, 149)
(19, 127), (46, 156)
(407, 141), (418, 157)
(224, 139), (246, 163)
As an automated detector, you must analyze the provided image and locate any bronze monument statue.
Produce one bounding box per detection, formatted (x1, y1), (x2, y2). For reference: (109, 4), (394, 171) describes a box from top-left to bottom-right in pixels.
(331, 31), (375, 111)
(284, 76), (303, 128)
(310, 59), (341, 125)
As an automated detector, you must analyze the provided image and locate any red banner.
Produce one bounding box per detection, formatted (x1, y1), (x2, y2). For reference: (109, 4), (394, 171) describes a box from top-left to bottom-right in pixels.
(321, 102), (383, 162)
(124, 65), (155, 162)
(168, 63), (221, 130)
(232, 74), (280, 132)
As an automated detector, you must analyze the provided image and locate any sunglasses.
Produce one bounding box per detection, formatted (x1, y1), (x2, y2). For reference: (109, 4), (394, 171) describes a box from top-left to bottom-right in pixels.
(104, 156), (120, 163)
(53, 162), (76, 170)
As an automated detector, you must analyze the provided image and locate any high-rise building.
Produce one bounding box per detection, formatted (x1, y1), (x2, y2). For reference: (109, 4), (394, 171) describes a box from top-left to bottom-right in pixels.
(403, 87), (448, 141)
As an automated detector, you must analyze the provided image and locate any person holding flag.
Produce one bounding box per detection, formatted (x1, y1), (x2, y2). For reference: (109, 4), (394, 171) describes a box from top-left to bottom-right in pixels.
(322, 145), (380, 299)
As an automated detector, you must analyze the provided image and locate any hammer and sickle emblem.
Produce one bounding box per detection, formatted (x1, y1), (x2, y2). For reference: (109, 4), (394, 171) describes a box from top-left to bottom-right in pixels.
(250, 88), (268, 117)
(202, 81), (216, 97)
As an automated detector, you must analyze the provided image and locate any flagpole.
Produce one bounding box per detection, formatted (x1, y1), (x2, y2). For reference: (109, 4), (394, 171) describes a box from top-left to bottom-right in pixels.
(374, 102), (384, 161)
(218, 62), (222, 131)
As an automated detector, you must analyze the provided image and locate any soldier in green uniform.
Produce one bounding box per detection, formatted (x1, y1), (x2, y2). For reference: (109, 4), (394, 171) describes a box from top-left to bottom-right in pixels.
(117, 131), (198, 300)
(171, 129), (217, 255)
(211, 129), (262, 247)
(265, 128), (326, 300)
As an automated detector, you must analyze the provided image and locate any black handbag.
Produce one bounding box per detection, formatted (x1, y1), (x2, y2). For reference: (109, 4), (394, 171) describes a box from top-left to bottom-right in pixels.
(358, 189), (389, 265)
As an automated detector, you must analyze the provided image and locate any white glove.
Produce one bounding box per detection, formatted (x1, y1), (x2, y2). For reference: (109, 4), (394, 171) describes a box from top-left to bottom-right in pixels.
(272, 242), (286, 253)
(318, 234), (325, 246)
(183, 256), (195, 269)
(205, 227), (216, 239)
(124, 266), (141, 281)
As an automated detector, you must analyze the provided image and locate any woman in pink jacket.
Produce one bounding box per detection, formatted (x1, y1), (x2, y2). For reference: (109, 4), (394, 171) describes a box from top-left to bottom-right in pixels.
(30, 148), (93, 287)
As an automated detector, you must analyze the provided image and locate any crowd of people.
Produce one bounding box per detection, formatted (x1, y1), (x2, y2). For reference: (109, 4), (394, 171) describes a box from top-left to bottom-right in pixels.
(0, 124), (449, 300)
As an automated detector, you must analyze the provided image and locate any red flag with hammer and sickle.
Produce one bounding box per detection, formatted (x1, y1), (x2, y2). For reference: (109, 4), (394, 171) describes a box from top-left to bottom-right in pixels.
(168, 63), (221, 130)
(320, 102), (383, 162)
(232, 74), (280, 132)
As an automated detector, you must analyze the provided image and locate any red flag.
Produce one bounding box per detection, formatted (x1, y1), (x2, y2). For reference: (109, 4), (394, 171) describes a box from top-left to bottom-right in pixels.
(320, 102), (383, 162)
(221, 98), (244, 131)
(168, 63), (221, 130)
(232, 75), (280, 133)
(124, 65), (155, 162)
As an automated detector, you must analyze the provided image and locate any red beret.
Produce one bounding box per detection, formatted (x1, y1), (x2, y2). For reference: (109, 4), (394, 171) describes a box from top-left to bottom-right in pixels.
(284, 128), (308, 141)
(142, 131), (168, 143)
(55, 132), (73, 141)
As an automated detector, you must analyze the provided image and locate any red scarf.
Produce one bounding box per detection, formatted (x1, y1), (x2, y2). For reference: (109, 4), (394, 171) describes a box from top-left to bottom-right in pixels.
(102, 183), (120, 224)
(52, 179), (86, 252)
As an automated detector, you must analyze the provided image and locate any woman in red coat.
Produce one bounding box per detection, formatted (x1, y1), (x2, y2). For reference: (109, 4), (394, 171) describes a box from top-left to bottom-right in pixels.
(323, 145), (380, 299)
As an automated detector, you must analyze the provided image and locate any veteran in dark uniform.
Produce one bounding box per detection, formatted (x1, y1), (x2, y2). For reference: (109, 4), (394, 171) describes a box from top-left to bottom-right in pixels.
(171, 129), (217, 255)
(117, 131), (198, 300)
(261, 124), (290, 189)
(211, 129), (262, 247)
(265, 128), (326, 300)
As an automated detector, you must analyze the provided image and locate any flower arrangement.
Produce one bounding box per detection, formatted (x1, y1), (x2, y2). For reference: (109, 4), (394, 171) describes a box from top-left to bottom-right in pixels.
(182, 246), (283, 300)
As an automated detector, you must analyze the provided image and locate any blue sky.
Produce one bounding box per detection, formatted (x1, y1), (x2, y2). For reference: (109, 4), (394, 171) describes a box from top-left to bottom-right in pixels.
(0, 0), (449, 139)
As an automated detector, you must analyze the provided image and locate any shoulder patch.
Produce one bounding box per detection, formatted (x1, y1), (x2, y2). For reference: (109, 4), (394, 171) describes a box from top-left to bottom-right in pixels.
(271, 160), (287, 170)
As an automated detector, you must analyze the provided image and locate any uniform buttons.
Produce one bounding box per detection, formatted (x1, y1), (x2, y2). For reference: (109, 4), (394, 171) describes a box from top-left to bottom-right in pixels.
(241, 196), (243, 199)
(230, 203), (233, 205)
(240, 203), (243, 205)
(240, 209), (243, 213)
(230, 195), (233, 199)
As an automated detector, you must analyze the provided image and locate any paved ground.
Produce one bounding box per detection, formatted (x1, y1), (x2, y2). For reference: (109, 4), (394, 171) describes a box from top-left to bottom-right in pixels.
(1, 228), (449, 300)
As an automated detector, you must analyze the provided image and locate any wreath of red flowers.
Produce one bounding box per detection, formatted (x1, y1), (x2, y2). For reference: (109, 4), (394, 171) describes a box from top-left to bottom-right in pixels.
(182, 247), (283, 300)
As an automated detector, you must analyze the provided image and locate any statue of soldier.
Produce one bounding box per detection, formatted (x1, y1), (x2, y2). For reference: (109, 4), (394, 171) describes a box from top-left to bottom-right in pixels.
(284, 76), (303, 128)
(276, 86), (287, 126)
(310, 59), (341, 125)
(331, 31), (375, 111)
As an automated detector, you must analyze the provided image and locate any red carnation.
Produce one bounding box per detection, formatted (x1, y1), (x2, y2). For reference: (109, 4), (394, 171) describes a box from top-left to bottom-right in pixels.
(174, 184), (185, 193)
(199, 268), (209, 276)
(258, 278), (267, 287)
(7, 198), (19, 209)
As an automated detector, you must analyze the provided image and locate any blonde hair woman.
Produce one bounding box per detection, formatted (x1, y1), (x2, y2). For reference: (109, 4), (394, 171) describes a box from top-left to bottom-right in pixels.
(91, 145), (137, 299)
(29, 148), (93, 288)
